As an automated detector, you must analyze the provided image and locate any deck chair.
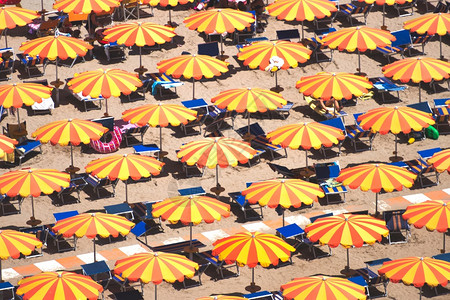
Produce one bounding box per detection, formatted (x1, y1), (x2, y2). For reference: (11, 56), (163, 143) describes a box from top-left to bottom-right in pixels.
(121, 0), (139, 21)
(73, 91), (103, 111)
(313, 6), (338, 29)
(17, 53), (48, 78)
(46, 223), (78, 252)
(408, 32), (434, 56)
(244, 291), (274, 300)
(433, 0), (450, 12)
(394, 0), (417, 16)
(303, 213), (333, 259)
(234, 11), (257, 44)
(181, 114), (207, 136)
(19, 226), (48, 258)
(404, 158), (438, 187)
(131, 201), (163, 231)
(406, 102), (434, 141)
(196, 250), (239, 279)
(123, 125), (148, 146)
(345, 113), (377, 152)
(229, 190), (264, 220)
(2, 121), (42, 165)
(383, 209), (410, 244)
(338, 2), (373, 25)
(84, 173), (118, 198)
(319, 118), (347, 156)
(314, 161), (347, 204)
(304, 96), (348, 119)
(433, 98), (450, 132)
(236, 123), (287, 160)
(276, 29), (301, 42)
(0, 282), (14, 300)
(369, 77), (406, 102)
(353, 257), (391, 298)
(0, 194), (23, 215)
(57, 177), (87, 205)
(24, 79), (54, 115)
(178, 186), (206, 196)
(376, 29), (412, 62)
(103, 41), (127, 63)
(0, 47), (14, 81)
(272, 101), (294, 119)
(112, 273), (144, 295)
(176, 149), (206, 177)
(36, 17), (59, 37)
(198, 42), (220, 57)
(146, 72), (184, 98)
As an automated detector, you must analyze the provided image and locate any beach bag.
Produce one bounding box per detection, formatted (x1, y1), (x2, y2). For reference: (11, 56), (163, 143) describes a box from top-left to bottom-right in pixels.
(425, 126), (439, 140)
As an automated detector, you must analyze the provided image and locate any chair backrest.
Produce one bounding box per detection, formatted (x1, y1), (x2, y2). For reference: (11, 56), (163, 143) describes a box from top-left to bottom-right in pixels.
(434, 0), (450, 13)
(310, 212), (334, 223)
(383, 209), (409, 231)
(249, 123), (266, 136)
(0, 47), (14, 60)
(276, 29), (300, 41)
(353, 112), (364, 125)
(418, 147), (442, 160)
(434, 98), (450, 107)
(91, 116), (114, 131)
(6, 121), (27, 140)
(410, 32), (433, 45)
(432, 252), (450, 262)
(391, 29), (412, 48)
(407, 102), (433, 114)
(198, 42), (219, 57)
(320, 117), (346, 132)
(24, 79), (49, 86)
(315, 161), (341, 180)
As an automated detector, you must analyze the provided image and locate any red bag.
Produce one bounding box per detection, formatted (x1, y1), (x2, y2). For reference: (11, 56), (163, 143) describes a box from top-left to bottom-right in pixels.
(0, 0), (21, 5)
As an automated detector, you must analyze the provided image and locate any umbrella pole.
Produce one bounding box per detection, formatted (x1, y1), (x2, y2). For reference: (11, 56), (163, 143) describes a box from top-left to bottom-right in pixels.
(55, 58), (60, 106)
(346, 248), (350, 271)
(192, 78), (195, 99)
(220, 35), (224, 60)
(443, 232), (446, 253)
(301, 21), (304, 41)
(4, 29), (7, 49)
(93, 237), (96, 262)
(381, 5), (387, 30)
(440, 35), (444, 60)
(420, 286), (422, 300)
(105, 99), (109, 116)
(251, 267), (255, 286)
(155, 284), (158, 300)
(168, 10), (172, 26)
(282, 209), (285, 227)
(159, 126), (163, 153)
(16, 108), (20, 125)
(139, 47), (142, 70)
(395, 134), (398, 160)
(305, 150), (308, 168)
(216, 165), (219, 189)
(31, 196), (35, 220)
(137, 2), (140, 20)
(70, 144), (74, 167)
(357, 49), (361, 74)
(125, 180), (128, 203)
(418, 82), (422, 103)
(375, 192), (379, 216)
(0, 259), (2, 282)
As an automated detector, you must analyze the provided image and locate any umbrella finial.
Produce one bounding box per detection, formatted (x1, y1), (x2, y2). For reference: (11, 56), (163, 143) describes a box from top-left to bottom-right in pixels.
(322, 277), (327, 281)
(123, 154), (128, 157)
(28, 169), (33, 173)
(58, 273), (62, 278)
(356, 26), (361, 30)
(68, 118), (72, 122)
(281, 179), (285, 183)
(189, 195), (194, 199)
(138, 22), (142, 26)
(192, 54), (196, 57)
(443, 202), (447, 207)
(303, 122), (308, 126)
(251, 233), (255, 238)
(247, 87), (252, 90)
(91, 213), (96, 217)
(13, 83), (16, 86)
(394, 106), (399, 110)
(332, 73), (336, 76)
(420, 257), (424, 261)
(345, 217), (349, 221)
(154, 252), (158, 257)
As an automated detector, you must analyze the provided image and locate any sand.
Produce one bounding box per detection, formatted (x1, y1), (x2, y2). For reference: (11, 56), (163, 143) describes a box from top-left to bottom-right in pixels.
(1, 0), (450, 299)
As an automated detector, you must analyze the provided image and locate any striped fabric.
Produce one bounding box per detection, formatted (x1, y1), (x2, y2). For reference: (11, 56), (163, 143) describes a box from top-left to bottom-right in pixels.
(376, 45), (404, 54)
(321, 184), (347, 195)
(405, 158), (434, 175)
(345, 124), (374, 139)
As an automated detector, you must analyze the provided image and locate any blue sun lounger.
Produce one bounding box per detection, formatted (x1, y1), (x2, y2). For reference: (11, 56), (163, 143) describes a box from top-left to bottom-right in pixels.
(147, 72), (184, 97)
(354, 257), (391, 298)
(196, 250), (239, 279)
(376, 29), (412, 62)
(370, 77), (406, 102)
(244, 291), (274, 300)
(314, 162), (347, 204)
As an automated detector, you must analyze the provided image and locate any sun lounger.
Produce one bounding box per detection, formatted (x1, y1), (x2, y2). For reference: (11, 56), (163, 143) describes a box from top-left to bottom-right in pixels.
(0, 281), (14, 300)
(268, 163), (304, 179)
(53, 210), (79, 222)
(17, 53), (48, 78)
(314, 162), (347, 204)
(276, 29), (301, 42)
(24, 79), (54, 115)
(319, 118), (347, 156)
(2, 121), (42, 165)
(409, 32), (434, 56)
(84, 173), (118, 199)
(369, 77), (406, 103)
(244, 291), (274, 300)
(102, 41), (126, 63)
(198, 42), (220, 57)
(376, 29), (412, 63)
(383, 210), (410, 244)
(81, 261), (111, 293)
(133, 144), (160, 158)
(178, 186), (206, 196)
(272, 101), (294, 119)
(394, 0), (417, 16)
(183, 263), (210, 288)
(146, 72), (184, 98)
(113, 290), (144, 300)
(229, 191), (264, 220)
(0, 194), (23, 215)
(276, 223), (305, 250)
(353, 258), (391, 298)
(0, 48), (14, 81)
(149, 239), (207, 254)
(404, 158), (438, 188)
(19, 225), (48, 258)
(46, 213), (78, 252)
(196, 250), (239, 279)
(433, 98), (450, 133)
(73, 91), (103, 112)
(304, 96), (347, 120)
(112, 273), (144, 295)
(432, 252), (450, 262)
(57, 177), (87, 205)
(131, 200), (163, 231)
(122, 125), (148, 147)
(406, 102), (434, 141)
(303, 213), (333, 259)
(105, 203), (134, 221)
(433, 0), (450, 12)
(346, 113), (377, 152)
(338, 2), (373, 25)
(234, 11), (257, 44)
(176, 149), (206, 177)
(348, 276), (369, 298)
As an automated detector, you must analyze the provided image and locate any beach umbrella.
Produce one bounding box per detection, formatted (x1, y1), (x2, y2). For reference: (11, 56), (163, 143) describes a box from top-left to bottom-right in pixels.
(0, 7), (39, 48)
(296, 72), (373, 101)
(147, 0), (195, 25)
(403, 200), (450, 253)
(281, 275), (367, 300)
(337, 163), (417, 215)
(0, 168), (70, 226)
(0, 82), (52, 124)
(176, 137), (256, 194)
(404, 13), (450, 60)
(122, 103), (197, 156)
(52, 212), (134, 261)
(114, 252), (198, 300)
(152, 195), (230, 258)
(197, 297), (245, 300)
(320, 26), (396, 74)
(67, 68), (143, 116)
(358, 0), (413, 30)
(53, 0), (120, 14)
(357, 106), (435, 161)
(212, 231), (295, 293)
(0, 134), (17, 159)
(267, 0), (338, 39)
(241, 178), (324, 226)
(85, 153), (164, 203)
(157, 54), (229, 99)
(16, 271), (103, 300)
(19, 35), (93, 105)
(305, 213), (388, 270)
(428, 149), (450, 174)
(378, 257), (450, 299)
(237, 41), (311, 92)
(0, 229), (42, 281)
(31, 119), (108, 173)
(103, 22), (176, 75)
(211, 87), (287, 139)
(382, 57), (450, 102)
(267, 121), (345, 169)
(184, 9), (254, 60)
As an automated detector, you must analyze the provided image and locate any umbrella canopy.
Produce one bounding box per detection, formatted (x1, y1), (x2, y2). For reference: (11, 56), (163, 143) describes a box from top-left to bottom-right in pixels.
(428, 149), (450, 174)
(267, 0), (338, 39)
(404, 13), (450, 60)
(0, 168), (70, 225)
(357, 106), (435, 160)
(382, 57), (450, 102)
(85, 153), (164, 202)
(52, 212), (134, 261)
(358, 0), (412, 29)
(242, 178), (324, 225)
(103, 22), (176, 74)
(147, 0), (195, 24)
(17, 271), (103, 300)
(403, 200), (450, 252)
(0, 134), (17, 159)
(305, 213), (389, 269)
(267, 121), (345, 168)
(157, 54), (229, 99)
(53, 0), (119, 14)
(321, 26), (395, 73)
(296, 72), (373, 100)
(122, 103), (197, 153)
(0, 229), (42, 281)
(67, 68), (143, 115)
(212, 231), (295, 292)
(0, 7), (39, 47)
(114, 252), (198, 300)
(378, 257), (450, 298)
(281, 275), (367, 300)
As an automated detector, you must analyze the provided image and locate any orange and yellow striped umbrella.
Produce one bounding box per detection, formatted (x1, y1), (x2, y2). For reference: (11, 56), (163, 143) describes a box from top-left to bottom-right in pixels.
(281, 275), (367, 300)
(213, 231), (295, 291)
(296, 72), (373, 100)
(267, 121), (345, 168)
(114, 252), (198, 300)
(377, 256), (450, 297)
(358, 0), (412, 29)
(404, 13), (450, 60)
(184, 8), (255, 34)
(428, 149), (450, 174)
(321, 26), (395, 73)
(267, 0), (337, 39)
(52, 212), (134, 261)
(0, 7), (39, 48)
(67, 68), (142, 115)
(0, 229), (42, 281)
(147, 0), (194, 6)
(85, 153), (164, 202)
(0, 134), (17, 159)
(197, 297), (245, 300)
(403, 200), (450, 252)
(53, 0), (119, 14)
(0, 169), (70, 225)
(305, 214), (388, 269)
(157, 54), (229, 99)
(17, 271), (103, 300)
(382, 57), (450, 101)
(242, 178), (324, 225)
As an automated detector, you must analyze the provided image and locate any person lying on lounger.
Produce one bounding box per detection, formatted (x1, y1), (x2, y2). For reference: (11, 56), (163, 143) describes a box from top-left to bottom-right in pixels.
(317, 97), (342, 112)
